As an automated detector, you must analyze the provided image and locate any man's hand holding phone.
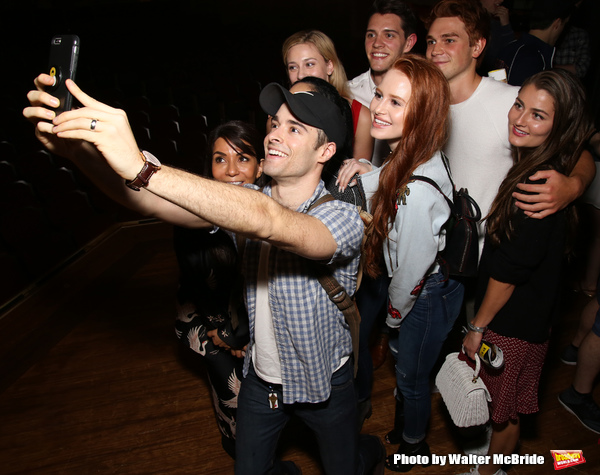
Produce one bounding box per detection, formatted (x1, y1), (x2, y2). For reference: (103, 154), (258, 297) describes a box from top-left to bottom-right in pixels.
(24, 73), (143, 181)
(48, 79), (144, 182)
(24, 73), (83, 160)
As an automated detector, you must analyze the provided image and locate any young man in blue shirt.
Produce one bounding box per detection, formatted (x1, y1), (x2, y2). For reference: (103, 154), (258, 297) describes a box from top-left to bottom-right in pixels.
(25, 75), (383, 475)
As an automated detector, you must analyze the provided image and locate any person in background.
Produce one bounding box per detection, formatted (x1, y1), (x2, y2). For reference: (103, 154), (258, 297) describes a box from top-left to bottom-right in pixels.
(461, 69), (593, 475)
(173, 120), (264, 459)
(478, 0), (514, 75)
(554, 0), (592, 80)
(497, 0), (573, 86)
(346, 0), (421, 399)
(283, 30), (374, 161)
(561, 128), (600, 364)
(348, 0), (418, 166)
(558, 281), (600, 434)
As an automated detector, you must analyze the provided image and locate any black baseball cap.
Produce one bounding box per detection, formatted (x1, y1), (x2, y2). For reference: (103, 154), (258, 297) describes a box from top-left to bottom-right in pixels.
(259, 83), (347, 149)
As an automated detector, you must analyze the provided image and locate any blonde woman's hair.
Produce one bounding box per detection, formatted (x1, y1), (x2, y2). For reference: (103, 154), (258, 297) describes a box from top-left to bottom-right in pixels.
(282, 30), (351, 99)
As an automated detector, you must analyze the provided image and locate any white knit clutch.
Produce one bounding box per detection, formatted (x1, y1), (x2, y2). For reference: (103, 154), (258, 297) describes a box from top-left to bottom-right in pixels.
(435, 352), (492, 427)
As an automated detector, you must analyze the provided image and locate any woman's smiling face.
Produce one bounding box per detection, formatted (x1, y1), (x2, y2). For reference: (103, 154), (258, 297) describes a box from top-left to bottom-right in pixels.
(508, 84), (555, 149)
(369, 69), (412, 151)
(286, 42), (333, 85)
(211, 137), (262, 185)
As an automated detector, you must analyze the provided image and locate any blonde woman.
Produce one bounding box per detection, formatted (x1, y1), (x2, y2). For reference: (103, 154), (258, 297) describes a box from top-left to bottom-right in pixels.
(283, 30), (374, 161)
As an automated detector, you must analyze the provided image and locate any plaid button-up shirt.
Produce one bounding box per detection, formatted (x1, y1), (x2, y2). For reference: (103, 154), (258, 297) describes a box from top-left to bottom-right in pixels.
(240, 181), (363, 404)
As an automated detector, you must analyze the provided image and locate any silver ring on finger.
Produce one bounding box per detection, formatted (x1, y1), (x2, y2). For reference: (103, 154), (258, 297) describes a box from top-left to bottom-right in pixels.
(90, 119), (98, 131)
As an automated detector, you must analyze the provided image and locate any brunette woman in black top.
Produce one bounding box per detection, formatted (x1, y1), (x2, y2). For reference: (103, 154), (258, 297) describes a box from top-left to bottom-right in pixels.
(461, 70), (593, 475)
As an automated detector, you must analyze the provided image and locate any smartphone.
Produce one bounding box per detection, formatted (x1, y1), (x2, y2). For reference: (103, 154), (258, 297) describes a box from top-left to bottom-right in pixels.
(47, 35), (80, 114)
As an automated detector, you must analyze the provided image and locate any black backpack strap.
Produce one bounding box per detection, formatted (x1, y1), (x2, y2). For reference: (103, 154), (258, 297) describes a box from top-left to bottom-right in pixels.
(411, 174), (453, 209)
(440, 151), (456, 189)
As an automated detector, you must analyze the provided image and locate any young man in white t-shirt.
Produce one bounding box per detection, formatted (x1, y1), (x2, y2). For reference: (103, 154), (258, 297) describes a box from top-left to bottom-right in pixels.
(426, 0), (594, 253)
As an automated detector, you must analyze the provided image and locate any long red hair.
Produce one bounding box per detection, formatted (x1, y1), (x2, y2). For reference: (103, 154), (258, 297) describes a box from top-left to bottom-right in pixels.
(364, 54), (451, 278)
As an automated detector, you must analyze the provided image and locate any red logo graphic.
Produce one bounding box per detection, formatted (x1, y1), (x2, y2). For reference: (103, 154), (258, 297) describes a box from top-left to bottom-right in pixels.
(550, 450), (585, 470)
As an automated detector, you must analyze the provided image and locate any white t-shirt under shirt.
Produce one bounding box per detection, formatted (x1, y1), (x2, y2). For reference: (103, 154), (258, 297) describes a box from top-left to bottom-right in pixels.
(444, 76), (519, 252)
(252, 241), (349, 385)
(252, 241), (282, 384)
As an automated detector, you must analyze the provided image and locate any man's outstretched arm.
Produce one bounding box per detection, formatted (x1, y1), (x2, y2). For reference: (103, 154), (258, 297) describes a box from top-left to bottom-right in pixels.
(38, 78), (340, 260)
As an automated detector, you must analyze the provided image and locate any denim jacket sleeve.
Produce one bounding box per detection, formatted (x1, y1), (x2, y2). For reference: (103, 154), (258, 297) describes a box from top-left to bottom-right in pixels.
(385, 180), (450, 328)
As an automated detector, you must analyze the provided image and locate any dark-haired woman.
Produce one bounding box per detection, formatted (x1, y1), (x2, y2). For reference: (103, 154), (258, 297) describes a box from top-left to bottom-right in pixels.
(461, 69), (593, 475)
(338, 54), (464, 471)
(174, 121), (265, 459)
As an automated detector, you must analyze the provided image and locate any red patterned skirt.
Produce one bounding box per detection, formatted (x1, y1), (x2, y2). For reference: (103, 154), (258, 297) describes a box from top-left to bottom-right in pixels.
(478, 330), (549, 424)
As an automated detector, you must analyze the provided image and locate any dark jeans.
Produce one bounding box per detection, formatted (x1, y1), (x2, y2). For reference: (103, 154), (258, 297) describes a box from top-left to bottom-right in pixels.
(236, 360), (366, 475)
(389, 273), (464, 443)
(356, 273), (391, 401)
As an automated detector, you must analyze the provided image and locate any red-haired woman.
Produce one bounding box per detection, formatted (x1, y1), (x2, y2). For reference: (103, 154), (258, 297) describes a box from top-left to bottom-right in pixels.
(338, 54), (464, 472)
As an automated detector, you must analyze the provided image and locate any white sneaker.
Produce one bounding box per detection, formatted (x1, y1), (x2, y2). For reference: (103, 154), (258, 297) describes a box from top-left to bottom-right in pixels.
(461, 424), (492, 456)
(456, 465), (507, 475)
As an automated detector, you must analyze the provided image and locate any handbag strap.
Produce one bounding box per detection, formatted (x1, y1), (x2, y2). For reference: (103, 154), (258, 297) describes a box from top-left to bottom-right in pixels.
(314, 268), (360, 377)
(473, 353), (481, 382)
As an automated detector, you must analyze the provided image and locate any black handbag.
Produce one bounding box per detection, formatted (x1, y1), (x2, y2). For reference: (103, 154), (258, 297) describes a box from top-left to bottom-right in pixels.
(412, 153), (481, 277)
